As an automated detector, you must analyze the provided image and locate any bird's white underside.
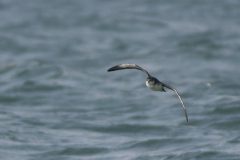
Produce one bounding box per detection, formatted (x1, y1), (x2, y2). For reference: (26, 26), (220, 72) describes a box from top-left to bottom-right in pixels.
(146, 81), (164, 91)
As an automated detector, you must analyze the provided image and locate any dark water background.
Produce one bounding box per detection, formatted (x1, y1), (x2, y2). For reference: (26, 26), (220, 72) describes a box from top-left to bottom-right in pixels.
(0, 0), (240, 159)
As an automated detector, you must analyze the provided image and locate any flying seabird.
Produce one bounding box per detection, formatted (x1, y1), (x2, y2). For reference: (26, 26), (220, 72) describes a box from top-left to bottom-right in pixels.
(107, 64), (188, 122)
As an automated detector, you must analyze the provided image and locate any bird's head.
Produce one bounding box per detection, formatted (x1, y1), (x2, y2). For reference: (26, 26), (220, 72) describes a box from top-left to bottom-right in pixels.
(146, 78), (154, 84)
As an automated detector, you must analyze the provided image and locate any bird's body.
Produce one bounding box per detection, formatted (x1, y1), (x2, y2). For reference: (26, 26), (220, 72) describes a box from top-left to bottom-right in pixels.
(146, 77), (165, 91)
(108, 63), (188, 122)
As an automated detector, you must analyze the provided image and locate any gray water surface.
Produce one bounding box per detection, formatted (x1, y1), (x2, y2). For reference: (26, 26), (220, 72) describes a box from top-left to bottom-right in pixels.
(0, 0), (240, 160)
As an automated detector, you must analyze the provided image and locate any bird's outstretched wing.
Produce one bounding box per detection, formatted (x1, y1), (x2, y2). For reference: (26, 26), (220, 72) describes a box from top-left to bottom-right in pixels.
(162, 83), (188, 122)
(108, 64), (151, 77)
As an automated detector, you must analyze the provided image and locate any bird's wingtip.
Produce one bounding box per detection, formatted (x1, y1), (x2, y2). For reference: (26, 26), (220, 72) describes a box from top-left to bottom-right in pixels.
(185, 114), (188, 122)
(107, 68), (114, 72)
